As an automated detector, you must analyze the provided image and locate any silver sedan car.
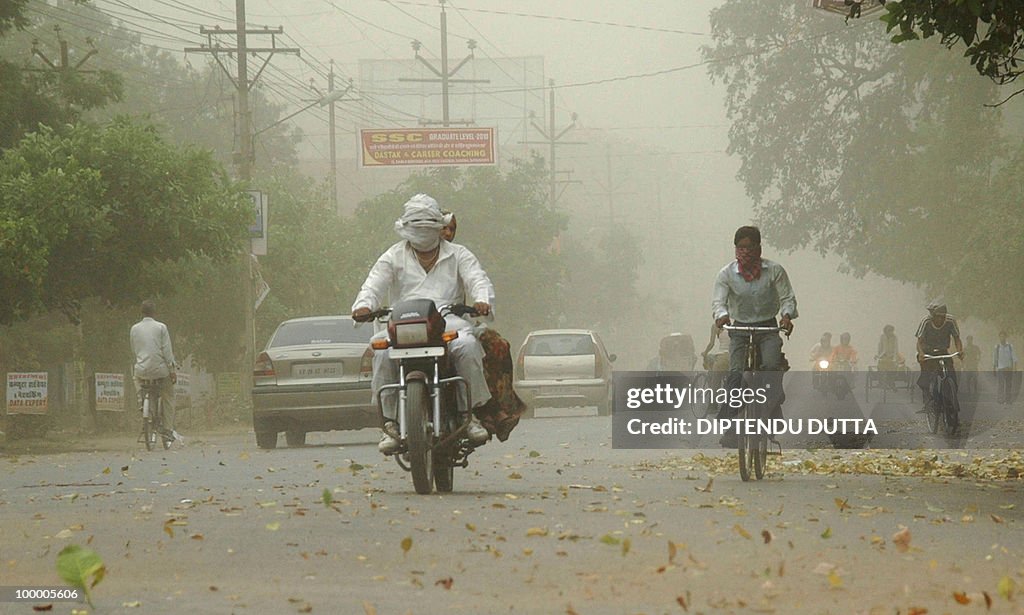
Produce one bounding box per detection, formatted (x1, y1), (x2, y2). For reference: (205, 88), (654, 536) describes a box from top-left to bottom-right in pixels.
(252, 315), (376, 448)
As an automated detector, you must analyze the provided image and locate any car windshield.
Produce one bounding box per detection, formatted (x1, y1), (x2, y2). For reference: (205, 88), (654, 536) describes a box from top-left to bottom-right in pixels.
(270, 319), (372, 348)
(525, 334), (595, 356)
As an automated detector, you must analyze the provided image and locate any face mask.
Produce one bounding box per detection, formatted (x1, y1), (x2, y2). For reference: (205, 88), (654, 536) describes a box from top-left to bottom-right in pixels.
(395, 221), (441, 251)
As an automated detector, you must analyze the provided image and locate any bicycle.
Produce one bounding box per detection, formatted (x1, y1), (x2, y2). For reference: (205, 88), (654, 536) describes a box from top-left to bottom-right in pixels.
(722, 324), (786, 481)
(921, 352), (960, 437)
(137, 378), (172, 451)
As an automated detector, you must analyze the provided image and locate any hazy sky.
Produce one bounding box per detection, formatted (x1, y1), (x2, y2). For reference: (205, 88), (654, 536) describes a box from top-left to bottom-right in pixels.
(103, 1), (991, 364)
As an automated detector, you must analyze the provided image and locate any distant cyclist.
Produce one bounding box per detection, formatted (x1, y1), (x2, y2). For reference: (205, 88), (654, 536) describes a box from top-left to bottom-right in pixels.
(130, 300), (177, 437)
(915, 301), (963, 410)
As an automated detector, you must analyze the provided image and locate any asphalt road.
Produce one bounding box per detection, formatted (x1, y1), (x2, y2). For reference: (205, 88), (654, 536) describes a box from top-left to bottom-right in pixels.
(1, 412), (1023, 615)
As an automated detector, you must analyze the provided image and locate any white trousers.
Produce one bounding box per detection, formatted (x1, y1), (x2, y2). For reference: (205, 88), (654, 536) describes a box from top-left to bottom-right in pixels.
(371, 316), (491, 421)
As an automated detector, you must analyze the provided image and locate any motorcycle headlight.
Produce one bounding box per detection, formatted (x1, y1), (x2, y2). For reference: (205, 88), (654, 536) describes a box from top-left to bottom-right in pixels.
(395, 322), (429, 346)
(818, 359), (830, 370)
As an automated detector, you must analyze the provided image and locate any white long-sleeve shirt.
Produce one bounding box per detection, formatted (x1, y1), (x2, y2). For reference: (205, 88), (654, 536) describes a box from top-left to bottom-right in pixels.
(711, 258), (798, 323)
(994, 342), (1017, 370)
(130, 317), (176, 380)
(352, 240), (495, 315)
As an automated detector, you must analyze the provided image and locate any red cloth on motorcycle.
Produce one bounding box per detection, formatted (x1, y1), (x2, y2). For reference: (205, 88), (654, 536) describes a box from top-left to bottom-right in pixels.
(472, 328), (527, 442)
(735, 245), (762, 282)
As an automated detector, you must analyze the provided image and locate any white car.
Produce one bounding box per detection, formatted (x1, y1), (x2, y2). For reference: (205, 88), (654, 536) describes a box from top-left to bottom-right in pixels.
(514, 329), (617, 416)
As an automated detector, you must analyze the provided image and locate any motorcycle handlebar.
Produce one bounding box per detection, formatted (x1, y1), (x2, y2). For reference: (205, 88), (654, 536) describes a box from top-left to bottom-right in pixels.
(352, 307), (391, 323)
(445, 303), (480, 318)
(353, 303), (478, 323)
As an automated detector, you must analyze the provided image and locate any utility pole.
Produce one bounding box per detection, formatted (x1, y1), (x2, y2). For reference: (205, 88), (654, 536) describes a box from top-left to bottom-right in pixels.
(185, 1), (299, 406)
(184, 3), (300, 179)
(398, 0), (488, 127)
(322, 63), (357, 209)
(521, 80), (583, 210)
(591, 144), (636, 230)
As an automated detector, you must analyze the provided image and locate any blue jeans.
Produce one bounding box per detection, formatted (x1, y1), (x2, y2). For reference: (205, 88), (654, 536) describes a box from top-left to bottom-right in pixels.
(719, 321), (785, 420)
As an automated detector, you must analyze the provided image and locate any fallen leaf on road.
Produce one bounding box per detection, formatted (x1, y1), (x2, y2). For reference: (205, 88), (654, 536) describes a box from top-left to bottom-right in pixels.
(827, 571), (842, 588)
(990, 514), (1004, 524)
(322, 489), (333, 507)
(529, 450), (541, 457)
(162, 520), (175, 539)
(908, 608), (927, 615)
(31, 605), (52, 612)
(668, 541), (678, 564)
(122, 601), (141, 608)
(892, 527), (911, 553)
(762, 530), (773, 544)
(622, 538), (631, 556)
(998, 576), (1015, 600)
(821, 527), (833, 539)
(834, 498), (850, 512)
(733, 524), (751, 540)
(401, 537), (412, 556)
(526, 527), (548, 537)
(508, 472), (523, 479)
(265, 522), (280, 531)
(102, 467), (111, 475)
(696, 477), (713, 493)
(953, 591), (971, 605)
(435, 577), (453, 590)
(983, 591), (992, 609)
(599, 534), (620, 546)
(676, 594), (688, 611)
(363, 601), (377, 615)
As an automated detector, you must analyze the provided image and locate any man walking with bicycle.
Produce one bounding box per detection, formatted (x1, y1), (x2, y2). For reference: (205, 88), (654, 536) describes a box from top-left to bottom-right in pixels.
(130, 300), (177, 439)
(711, 226), (798, 447)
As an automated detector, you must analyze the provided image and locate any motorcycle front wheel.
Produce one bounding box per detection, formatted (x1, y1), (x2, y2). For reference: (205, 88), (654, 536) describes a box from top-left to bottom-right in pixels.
(405, 380), (434, 494)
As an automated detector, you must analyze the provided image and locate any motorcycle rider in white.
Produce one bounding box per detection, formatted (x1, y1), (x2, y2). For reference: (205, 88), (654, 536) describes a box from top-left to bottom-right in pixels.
(352, 194), (494, 454)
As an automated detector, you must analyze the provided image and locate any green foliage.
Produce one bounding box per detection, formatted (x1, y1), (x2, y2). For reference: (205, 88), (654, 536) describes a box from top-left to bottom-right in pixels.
(881, 0), (1024, 85)
(703, 1), (1021, 329)
(0, 118), (250, 325)
(56, 544), (105, 607)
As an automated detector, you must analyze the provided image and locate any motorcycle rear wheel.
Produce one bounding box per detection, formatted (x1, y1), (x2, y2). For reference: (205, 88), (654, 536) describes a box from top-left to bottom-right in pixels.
(405, 380), (434, 495)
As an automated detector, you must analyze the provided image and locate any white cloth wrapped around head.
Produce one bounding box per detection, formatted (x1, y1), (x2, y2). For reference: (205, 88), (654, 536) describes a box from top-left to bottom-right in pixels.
(394, 193), (444, 251)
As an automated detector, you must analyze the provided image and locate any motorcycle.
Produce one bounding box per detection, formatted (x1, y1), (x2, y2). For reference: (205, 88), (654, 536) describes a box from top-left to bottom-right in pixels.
(813, 358), (854, 400)
(357, 299), (483, 495)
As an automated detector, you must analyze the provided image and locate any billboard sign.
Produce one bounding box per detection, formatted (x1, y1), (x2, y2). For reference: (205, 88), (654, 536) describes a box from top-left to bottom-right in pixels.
(359, 128), (496, 167)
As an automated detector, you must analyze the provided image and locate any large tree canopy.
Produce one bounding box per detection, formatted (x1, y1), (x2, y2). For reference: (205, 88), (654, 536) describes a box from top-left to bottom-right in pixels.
(882, 0), (1024, 89)
(703, 2), (1021, 329)
(0, 118), (250, 324)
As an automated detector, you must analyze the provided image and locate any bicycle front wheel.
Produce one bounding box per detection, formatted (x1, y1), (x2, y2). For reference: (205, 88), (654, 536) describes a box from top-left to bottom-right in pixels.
(941, 378), (959, 436)
(738, 403), (761, 482)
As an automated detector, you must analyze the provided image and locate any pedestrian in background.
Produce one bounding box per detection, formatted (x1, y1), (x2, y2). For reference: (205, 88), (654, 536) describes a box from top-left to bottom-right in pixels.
(994, 331), (1017, 404)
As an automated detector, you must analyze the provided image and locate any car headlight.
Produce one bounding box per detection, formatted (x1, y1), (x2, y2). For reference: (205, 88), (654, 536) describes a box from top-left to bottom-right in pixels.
(818, 359), (830, 370)
(395, 322), (429, 346)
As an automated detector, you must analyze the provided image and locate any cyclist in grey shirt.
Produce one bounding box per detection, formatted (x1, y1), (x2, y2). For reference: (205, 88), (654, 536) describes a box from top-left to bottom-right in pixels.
(711, 226), (798, 445)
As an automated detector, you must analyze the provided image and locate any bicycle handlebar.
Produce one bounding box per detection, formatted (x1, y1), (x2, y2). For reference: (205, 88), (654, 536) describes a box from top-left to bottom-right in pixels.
(722, 325), (783, 332)
(922, 352), (960, 360)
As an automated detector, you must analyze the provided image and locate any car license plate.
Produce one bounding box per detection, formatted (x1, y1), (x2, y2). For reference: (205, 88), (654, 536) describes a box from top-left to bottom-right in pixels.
(546, 385), (579, 396)
(293, 363), (343, 378)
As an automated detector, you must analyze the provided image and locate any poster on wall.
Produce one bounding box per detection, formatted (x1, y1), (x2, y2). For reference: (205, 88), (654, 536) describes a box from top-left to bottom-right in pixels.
(6, 372), (48, 415)
(94, 372), (126, 412)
